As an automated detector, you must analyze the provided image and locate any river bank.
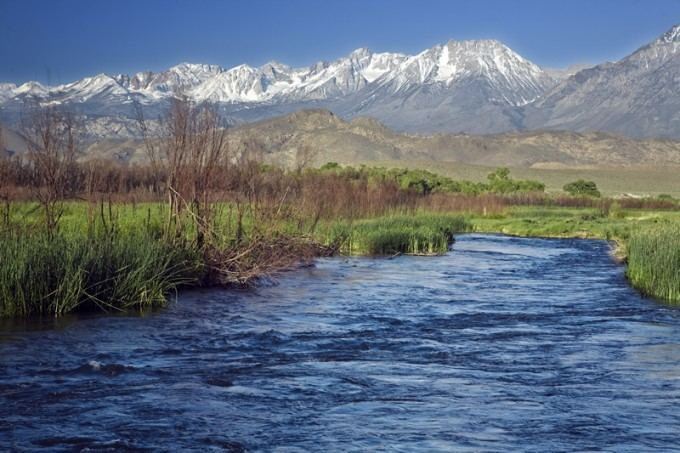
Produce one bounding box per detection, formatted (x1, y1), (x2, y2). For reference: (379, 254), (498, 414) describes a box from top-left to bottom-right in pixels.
(0, 203), (678, 318)
(468, 206), (680, 303)
(0, 205), (472, 317)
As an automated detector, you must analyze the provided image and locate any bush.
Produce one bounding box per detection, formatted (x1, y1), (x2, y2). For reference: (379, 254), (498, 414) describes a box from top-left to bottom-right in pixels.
(316, 164), (545, 196)
(487, 167), (545, 193)
(563, 179), (601, 198)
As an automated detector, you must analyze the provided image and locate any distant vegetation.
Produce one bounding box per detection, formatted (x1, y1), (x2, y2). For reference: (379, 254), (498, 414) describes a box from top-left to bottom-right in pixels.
(371, 159), (680, 199)
(317, 162), (545, 195)
(563, 179), (601, 198)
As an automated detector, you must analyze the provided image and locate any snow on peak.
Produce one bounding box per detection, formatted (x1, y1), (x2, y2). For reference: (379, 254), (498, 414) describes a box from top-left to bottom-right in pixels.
(14, 81), (48, 96)
(627, 23), (680, 68)
(260, 61), (291, 71)
(170, 62), (222, 73)
(349, 47), (372, 59)
(228, 64), (257, 73)
(659, 24), (680, 43)
(378, 37), (550, 105)
(52, 73), (130, 103)
(0, 37), (550, 107)
(0, 83), (18, 102)
(191, 64), (266, 102)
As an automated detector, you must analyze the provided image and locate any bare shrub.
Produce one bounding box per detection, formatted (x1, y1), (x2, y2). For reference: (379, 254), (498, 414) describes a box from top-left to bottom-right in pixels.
(22, 106), (79, 237)
(137, 96), (228, 246)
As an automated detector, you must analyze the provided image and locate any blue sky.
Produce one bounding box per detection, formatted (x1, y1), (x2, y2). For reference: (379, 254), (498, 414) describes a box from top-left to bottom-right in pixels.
(1, 0), (679, 84)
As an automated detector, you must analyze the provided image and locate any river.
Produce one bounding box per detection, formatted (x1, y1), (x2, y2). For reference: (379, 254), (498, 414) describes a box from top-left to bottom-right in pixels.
(1, 234), (680, 451)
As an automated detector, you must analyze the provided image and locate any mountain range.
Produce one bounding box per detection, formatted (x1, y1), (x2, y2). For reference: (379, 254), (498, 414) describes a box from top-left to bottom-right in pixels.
(1, 24), (680, 140)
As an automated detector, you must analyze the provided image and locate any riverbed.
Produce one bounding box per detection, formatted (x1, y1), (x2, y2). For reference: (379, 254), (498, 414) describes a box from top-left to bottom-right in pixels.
(1, 234), (679, 451)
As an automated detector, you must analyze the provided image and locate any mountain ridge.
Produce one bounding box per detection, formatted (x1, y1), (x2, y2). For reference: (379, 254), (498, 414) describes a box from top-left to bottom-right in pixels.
(0, 37), (557, 137)
(1, 24), (680, 139)
(522, 23), (680, 138)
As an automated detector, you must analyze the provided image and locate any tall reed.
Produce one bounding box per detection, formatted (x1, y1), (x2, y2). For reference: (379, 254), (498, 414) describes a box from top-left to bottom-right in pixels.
(0, 230), (201, 317)
(626, 224), (680, 303)
(320, 213), (470, 255)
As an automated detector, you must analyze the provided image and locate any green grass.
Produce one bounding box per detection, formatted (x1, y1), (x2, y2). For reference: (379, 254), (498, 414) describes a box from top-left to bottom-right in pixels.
(627, 224), (680, 304)
(0, 201), (260, 318)
(469, 206), (680, 242)
(0, 230), (201, 318)
(0, 203), (471, 317)
(318, 213), (470, 255)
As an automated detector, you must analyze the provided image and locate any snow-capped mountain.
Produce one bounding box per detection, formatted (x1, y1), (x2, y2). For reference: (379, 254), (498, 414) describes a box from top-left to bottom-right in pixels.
(0, 38), (553, 138)
(11, 81), (49, 99)
(0, 83), (17, 103)
(127, 63), (223, 94)
(185, 48), (410, 104)
(333, 39), (555, 133)
(2, 24), (680, 139)
(374, 39), (551, 105)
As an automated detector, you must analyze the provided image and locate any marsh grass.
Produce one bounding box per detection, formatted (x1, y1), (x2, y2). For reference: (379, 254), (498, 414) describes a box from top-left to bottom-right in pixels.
(0, 230), (201, 318)
(320, 214), (470, 255)
(471, 206), (680, 240)
(1, 203), (473, 317)
(627, 224), (680, 303)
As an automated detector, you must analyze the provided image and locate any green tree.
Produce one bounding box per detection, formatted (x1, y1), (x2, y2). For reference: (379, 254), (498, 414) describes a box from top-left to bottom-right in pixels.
(563, 179), (601, 197)
(486, 167), (544, 193)
(319, 162), (341, 171)
(486, 167), (514, 193)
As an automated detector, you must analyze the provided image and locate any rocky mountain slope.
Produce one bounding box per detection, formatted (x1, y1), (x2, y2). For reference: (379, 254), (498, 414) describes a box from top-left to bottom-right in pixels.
(523, 24), (680, 138)
(77, 110), (680, 168)
(332, 40), (554, 134)
(223, 110), (680, 168)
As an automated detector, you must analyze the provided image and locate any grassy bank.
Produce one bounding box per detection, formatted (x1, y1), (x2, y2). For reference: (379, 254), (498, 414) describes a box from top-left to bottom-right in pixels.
(0, 230), (200, 318)
(1, 203), (678, 317)
(470, 205), (680, 241)
(627, 225), (680, 303)
(0, 205), (470, 317)
(319, 214), (469, 255)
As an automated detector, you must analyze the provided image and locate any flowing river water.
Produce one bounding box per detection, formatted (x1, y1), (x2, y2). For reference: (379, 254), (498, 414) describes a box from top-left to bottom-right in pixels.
(1, 234), (680, 451)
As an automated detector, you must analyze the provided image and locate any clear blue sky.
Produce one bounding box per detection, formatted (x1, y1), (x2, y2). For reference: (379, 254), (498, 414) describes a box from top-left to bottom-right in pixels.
(1, 0), (679, 85)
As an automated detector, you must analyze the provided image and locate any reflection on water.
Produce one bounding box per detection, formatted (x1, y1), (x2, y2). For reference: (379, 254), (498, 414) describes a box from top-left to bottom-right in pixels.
(1, 234), (680, 451)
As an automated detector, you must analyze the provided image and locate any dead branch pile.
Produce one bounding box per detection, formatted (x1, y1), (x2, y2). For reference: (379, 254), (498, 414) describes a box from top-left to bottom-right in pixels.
(202, 234), (339, 286)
